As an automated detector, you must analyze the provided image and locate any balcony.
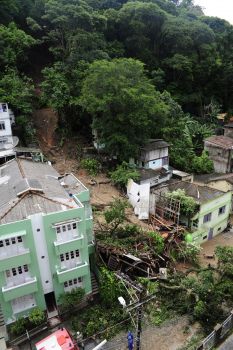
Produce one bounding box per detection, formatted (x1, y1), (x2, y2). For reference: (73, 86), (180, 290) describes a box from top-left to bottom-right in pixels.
(0, 249), (31, 272)
(56, 261), (89, 284)
(54, 235), (84, 256)
(2, 277), (38, 302)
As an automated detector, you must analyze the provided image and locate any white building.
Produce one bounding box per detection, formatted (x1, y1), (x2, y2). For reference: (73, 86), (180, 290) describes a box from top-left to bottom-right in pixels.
(0, 103), (17, 160)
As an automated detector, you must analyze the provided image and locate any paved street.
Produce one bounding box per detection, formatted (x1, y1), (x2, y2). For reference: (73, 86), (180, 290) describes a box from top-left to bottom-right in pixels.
(218, 333), (233, 350)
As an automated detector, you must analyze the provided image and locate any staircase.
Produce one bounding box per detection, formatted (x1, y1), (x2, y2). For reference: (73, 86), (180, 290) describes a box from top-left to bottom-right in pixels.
(91, 273), (99, 295)
(0, 304), (5, 327)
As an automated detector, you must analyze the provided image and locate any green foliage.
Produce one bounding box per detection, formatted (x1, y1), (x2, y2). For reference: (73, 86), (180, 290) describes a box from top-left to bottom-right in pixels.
(79, 58), (168, 160)
(166, 189), (198, 218)
(0, 22), (36, 67)
(191, 151), (214, 174)
(58, 288), (85, 313)
(28, 308), (45, 326)
(80, 158), (101, 176)
(104, 199), (128, 234)
(40, 63), (71, 111)
(71, 304), (128, 339)
(11, 317), (27, 336)
(110, 162), (140, 188)
(147, 231), (165, 255)
(215, 246), (233, 277)
(0, 68), (34, 115)
(137, 277), (158, 294)
(99, 267), (124, 307)
(177, 242), (201, 265)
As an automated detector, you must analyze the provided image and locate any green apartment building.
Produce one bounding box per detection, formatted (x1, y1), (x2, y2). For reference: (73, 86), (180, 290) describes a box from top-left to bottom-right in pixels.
(0, 158), (94, 324)
(168, 181), (232, 244)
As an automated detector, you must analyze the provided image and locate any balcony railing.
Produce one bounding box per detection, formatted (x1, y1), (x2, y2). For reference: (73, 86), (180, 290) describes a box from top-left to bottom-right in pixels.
(2, 276), (37, 292)
(0, 248), (30, 261)
(54, 234), (84, 246)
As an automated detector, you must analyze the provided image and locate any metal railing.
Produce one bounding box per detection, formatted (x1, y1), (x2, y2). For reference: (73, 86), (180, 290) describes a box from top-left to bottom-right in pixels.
(197, 310), (233, 350)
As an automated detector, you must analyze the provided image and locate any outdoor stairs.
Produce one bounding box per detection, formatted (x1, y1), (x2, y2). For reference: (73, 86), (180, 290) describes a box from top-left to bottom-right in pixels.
(0, 304), (5, 327)
(91, 273), (99, 295)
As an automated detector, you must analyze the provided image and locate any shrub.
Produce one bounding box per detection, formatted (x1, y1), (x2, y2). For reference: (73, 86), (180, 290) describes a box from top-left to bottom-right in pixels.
(11, 317), (27, 336)
(28, 307), (45, 326)
(80, 158), (101, 176)
(58, 288), (85, 313)
(110, 162), (140, 188)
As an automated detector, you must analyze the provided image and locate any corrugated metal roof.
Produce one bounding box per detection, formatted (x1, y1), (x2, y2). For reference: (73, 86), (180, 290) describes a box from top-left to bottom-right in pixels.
(141, 139), (169, 152)
(168, 181), (224, 204)
(0, 159), (87, 224)
(205, 135), (233, 149)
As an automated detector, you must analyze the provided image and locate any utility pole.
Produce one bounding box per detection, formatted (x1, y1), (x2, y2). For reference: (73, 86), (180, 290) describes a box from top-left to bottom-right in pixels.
(136, 292), (143, 350)
(116, 272), (156, 350)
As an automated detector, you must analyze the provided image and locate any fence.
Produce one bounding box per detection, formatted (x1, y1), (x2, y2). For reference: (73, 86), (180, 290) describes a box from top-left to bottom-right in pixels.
(197, 310), (233, 350)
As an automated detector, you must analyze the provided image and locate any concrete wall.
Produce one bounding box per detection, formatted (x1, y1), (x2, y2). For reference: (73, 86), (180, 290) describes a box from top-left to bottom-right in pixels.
(191, 191), (231, 244)
(204, 142), (231, 173)
(224, 127), (233, 139)
(141, 147), (168, 162)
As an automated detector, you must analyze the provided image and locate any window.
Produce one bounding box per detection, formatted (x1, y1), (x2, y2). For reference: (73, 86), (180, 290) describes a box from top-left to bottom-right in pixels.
(192, 219), (198, 228)
(0, 241), (3, 247)
(56, 227), (61, 234)
(7, 265), (29, 277)
(62, 225), (66, 232)
(17, 236), (22, 243)
(11, 238), (16, 244)
(60, 250), (80, 262)
(218, 206), (226, 215)
(73, 223), (77, 229)
(5, 239), (10, 246)
(203, 213), (212, 223)
(67, 224), (71, 231)
(2, 104), (7, 112)
(64, 277), (82, 289)
(0, 122), (5, 130)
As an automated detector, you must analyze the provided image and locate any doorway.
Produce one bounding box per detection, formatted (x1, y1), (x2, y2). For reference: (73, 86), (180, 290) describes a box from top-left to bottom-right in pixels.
(44, 292), (58, 317)
(208, 228), (214, 241)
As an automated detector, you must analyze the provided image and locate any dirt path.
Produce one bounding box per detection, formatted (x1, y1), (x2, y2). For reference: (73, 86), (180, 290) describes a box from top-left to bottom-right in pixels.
(198, 229), (233, 268)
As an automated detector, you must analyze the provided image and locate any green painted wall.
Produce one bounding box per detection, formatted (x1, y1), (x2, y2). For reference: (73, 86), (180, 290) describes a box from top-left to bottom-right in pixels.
(191, 192), (231, 244)
(0, 187), (94, 323)
(0, 219), (45, 323)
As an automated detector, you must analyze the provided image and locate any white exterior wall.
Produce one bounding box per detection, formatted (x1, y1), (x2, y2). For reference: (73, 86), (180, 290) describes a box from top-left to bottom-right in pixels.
(146, 158), (162, 170)
(0, 103), (14, 151)
(30, 213), (54, 294)
(127, 179), (150, 220)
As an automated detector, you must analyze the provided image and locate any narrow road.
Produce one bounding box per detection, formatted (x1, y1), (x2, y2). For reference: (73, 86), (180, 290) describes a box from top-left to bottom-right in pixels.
(218, 333), (233, 350)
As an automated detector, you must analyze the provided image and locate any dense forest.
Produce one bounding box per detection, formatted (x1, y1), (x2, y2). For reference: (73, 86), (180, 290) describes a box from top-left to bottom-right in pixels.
(1, 0), (232, 171)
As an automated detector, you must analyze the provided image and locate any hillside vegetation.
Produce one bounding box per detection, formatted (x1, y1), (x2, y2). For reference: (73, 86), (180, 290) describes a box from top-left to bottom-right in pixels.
(0, 0), (232, 171)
